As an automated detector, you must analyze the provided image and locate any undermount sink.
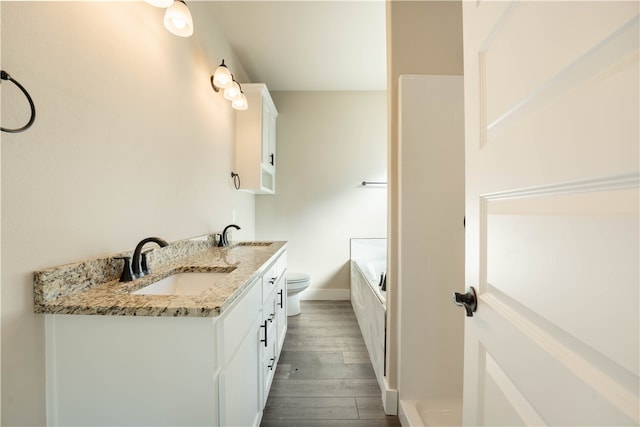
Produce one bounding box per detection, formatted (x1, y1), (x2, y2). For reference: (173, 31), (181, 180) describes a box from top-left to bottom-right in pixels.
(132, 271), (233, 296)
(236, 241), (273, 247)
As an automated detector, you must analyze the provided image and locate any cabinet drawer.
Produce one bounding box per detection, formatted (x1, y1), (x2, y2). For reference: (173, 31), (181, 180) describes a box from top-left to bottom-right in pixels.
(275, 281), (287, 351)
(263, 339), (277, 401)
(263, 294), (277, 325)
(223, 279), (262, 364)
(262, 264), (279, 304)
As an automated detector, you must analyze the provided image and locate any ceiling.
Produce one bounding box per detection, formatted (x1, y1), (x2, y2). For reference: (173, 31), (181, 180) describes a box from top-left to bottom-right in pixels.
(204, 1), (387, 92)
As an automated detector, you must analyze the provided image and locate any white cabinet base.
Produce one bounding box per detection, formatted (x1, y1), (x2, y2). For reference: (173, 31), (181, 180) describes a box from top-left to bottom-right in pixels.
(45, 315), (220, 426)
(44, 249), (288, 427)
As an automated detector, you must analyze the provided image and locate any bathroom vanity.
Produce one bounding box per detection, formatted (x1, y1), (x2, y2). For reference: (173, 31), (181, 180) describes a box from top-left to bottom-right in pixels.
(36, 236), (287, 426)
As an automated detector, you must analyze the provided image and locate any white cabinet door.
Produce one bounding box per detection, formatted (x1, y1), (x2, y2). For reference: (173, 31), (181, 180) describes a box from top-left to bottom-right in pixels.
(220, 315), (263, 427)
(462, 2), (639, 425)
(235, 83), (278, 194)
(261, 276), (279, 404)
(219, 278), (262, 427)
(275, 272), (287, 353)
(45, 315), (220, 427)
(261, 95), (277, 172)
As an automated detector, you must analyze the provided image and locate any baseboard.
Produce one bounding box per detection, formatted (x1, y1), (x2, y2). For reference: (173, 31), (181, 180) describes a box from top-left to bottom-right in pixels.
(383, 377), (398, 415)
(398, 400), (415, 427)
(300, 288), (350, 300)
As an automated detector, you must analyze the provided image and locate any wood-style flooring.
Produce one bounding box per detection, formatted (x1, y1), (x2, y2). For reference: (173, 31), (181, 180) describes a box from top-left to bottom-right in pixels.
(261, 300), (401, 427)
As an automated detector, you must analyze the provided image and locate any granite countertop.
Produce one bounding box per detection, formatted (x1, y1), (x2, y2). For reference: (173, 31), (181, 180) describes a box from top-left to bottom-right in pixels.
(34, 240), (287, 317)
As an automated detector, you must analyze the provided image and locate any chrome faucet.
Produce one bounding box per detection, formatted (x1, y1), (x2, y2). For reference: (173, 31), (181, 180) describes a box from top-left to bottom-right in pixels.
(218, 224), (241, 247)
(132, 237), (169, 278)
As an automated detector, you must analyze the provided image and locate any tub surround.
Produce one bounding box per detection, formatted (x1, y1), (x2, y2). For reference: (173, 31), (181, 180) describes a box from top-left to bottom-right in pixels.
(350, 238), (387, 305)
(34, 235), (286, 317)
(350, 238), (396, 414)
(352, 259), (386, 305)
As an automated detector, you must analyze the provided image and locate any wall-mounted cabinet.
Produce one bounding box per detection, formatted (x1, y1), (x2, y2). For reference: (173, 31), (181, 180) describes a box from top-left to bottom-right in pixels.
(235, 84), (278, 194)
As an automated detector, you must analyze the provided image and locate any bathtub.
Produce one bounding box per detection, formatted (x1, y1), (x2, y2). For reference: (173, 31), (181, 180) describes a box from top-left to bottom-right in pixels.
(350, 239), (391, 411)
(399, 398), (462, 427)
(352, 258), (386, 305)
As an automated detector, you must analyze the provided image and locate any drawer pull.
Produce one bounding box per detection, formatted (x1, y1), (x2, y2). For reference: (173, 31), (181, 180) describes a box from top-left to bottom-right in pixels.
(260, 320), (268, 347)
(278, 289), (284, 308)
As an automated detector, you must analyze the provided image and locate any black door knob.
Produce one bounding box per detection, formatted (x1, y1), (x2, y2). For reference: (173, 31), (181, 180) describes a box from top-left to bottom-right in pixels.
(453, 287), (477, 317)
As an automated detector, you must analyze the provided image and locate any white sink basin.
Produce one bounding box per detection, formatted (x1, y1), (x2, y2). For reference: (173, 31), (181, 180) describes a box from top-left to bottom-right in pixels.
(236, 241), (273, 247)
(132, 272), (229, 296)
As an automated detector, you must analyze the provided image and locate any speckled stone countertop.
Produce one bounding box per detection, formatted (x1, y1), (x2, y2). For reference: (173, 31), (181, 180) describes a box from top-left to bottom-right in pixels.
(34, 236), (286, 317)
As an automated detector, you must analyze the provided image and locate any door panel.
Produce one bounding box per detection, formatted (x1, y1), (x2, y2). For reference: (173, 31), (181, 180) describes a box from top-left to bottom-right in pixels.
(483, 351), (538, 426)
(463, 1), (639, 425)
(473, 303), (636, 426)
(482, 3), (637, 132)
(485, 186), (639, 374)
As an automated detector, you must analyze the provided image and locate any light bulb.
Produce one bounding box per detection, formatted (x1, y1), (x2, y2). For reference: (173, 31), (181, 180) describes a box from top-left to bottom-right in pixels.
(224, 81), (241, 101)
(232, 93), (249, 110)
(213, 61), (233, 89)
(163, 1), (193, 37)
(145, 0), (174, 7)
(172, 17), (186, 29)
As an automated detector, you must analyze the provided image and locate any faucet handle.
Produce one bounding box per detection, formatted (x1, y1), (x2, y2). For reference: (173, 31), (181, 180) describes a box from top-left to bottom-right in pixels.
(140, 250), (154, 276)
(114, 257), (134, 282)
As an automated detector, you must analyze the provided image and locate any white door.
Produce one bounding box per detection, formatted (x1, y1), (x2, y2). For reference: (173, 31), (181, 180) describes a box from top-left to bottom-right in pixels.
(462, 1), (639, 426)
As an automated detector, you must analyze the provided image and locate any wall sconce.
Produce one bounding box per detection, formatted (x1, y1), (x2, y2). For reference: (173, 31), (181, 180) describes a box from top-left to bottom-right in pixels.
(145, 0), (173, 7)
(145, 0), (193, 38)
(211, 60), (248, 110)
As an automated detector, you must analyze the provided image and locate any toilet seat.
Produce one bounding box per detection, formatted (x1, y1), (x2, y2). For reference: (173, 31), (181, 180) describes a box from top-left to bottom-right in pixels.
(288, 280), (308, 292)
(287, 272), (310, 283)
(287, 272), (310, 292)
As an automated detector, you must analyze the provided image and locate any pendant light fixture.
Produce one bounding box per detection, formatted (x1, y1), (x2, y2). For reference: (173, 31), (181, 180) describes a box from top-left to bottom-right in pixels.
(163, 0), (193, 37)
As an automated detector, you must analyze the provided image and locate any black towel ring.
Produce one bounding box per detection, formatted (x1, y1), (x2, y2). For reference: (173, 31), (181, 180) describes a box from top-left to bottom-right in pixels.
(231, 172), (241, 190)
(1, 70), (36, 133)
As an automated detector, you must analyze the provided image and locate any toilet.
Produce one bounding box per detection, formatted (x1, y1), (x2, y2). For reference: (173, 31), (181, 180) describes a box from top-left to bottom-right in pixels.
(286, 272), (310, 316)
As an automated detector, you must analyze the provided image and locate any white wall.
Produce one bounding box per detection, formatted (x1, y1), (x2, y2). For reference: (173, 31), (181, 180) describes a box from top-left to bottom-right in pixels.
(255, 91), (387, 298)
(386, 0), (464, 398)
(397, 75), (465, 401)
(1, 3), (254, 424)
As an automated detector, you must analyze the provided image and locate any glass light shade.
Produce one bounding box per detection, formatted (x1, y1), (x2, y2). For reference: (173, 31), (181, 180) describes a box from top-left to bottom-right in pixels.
(213, 63), (233, 89)
(163, 1), (193, 37)
(145, 0), (174, 7)
(223, 81), (242, 101)
(232, 93), (249, 110)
